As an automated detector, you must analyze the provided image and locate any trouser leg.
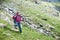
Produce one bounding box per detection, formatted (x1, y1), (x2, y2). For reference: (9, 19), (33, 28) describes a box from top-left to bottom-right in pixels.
(14, 20), (17, 29)
(18, 22), (22, 33)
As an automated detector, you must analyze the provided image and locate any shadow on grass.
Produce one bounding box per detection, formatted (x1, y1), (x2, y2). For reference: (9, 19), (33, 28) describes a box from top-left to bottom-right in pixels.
(4, 27), (20, 33)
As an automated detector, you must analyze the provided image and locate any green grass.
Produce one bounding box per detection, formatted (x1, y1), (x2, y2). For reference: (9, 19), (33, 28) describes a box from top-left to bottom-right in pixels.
(0, 19), (56, 40)
(0, 0), (60, 40)
(4, 0), (11, 3)
(19, 4), (60, 32)
(0, 10), (55, 40)
(0, 10), (56, 40)
(52, 2), (60, 7)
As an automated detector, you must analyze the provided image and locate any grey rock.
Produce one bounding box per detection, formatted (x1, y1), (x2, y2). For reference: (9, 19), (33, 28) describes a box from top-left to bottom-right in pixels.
(0, 23), (6, 28)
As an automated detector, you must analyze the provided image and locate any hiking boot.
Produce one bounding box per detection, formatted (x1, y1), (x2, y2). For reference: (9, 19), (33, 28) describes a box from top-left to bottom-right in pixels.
(14, 26), (18, 29)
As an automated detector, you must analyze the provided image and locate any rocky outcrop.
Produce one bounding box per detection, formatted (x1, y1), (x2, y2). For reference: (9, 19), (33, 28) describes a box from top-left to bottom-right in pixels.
(0, 10), (14, 26)
(0, 1), (60, 39)
(1, 6), (58, 38)
(0, 23), (6, 28)
(42, 0), (60, 2)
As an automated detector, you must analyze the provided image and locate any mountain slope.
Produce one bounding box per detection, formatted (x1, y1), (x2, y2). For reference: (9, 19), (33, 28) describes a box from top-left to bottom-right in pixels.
(0, 11), (56, 40)
(0, 0), (60, 40)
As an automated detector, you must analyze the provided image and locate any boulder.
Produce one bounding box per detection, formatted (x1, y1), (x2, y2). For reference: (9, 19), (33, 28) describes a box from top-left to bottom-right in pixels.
(0, 23), (6, 28)
(10, 28), (19, 32)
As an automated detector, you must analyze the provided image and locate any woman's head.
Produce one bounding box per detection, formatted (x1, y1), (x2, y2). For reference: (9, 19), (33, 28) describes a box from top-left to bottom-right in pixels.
(16, 12), (19, 15)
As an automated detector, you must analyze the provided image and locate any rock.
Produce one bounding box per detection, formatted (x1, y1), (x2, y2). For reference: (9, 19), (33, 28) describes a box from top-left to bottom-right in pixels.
(0, 23), (6, 28)
(48, 25), (54, 30)
(37, 27), (41, 29)
(55, 36), (60, 40)
(45, 25), (54, 30)
(37, 23), (43, 27)
(37, 39), (40, 40)
(42, 18), (47, 21)
(57, 37), (60, 40)
(42, 0), (60, 2)
(40, 24), (43, 27)
(36, 14), (39, 16)
(10, 28), (19, 32)
(6, 33), (11, 36)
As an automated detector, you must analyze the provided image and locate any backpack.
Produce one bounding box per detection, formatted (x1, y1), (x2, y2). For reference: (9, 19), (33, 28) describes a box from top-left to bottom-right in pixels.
(16, 15), (22, 22)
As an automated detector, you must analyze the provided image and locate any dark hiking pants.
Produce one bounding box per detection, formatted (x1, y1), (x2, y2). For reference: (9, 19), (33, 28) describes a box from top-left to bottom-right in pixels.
(14, 20), (17, 28)
(17, 22), (22, 33)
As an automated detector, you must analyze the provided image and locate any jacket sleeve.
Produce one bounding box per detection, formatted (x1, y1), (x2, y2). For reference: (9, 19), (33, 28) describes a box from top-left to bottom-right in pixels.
(21, 16), (24, 21)
(12, 16), (14, 19)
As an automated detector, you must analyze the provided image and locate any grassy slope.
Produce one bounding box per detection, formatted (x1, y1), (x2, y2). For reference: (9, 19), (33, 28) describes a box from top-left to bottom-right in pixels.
(52, 2), (60, 7)
(0, 17), (55, 40)
(18, 1), (60, 35)
(0, 0), (60, 40)
(0, 10), (55, 40)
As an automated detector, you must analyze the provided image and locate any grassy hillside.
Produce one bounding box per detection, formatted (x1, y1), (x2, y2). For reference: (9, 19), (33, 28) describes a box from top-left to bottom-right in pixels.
(0, 13), (55, 40)
(18, 0), (60, 35)
(52, 2), (60, 12)
(0, 0), (60, 40)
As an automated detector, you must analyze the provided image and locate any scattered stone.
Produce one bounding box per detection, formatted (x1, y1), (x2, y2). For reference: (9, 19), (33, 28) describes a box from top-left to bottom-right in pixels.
(10, 28), (19, 32)
(40, 24), (43, 27)
(0, 23), (6, 28)
(36, 14), (39, 16)
(56, 37), (60, 40)
(37, 23), (43, 27)
(37, 27), (41, 29)
(6, 33), (11, 36)
(48, 25), (54, 30)
(1, 4), (59, 39)
(45, 25), (54, 30)
(37, 39), (40, 40)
